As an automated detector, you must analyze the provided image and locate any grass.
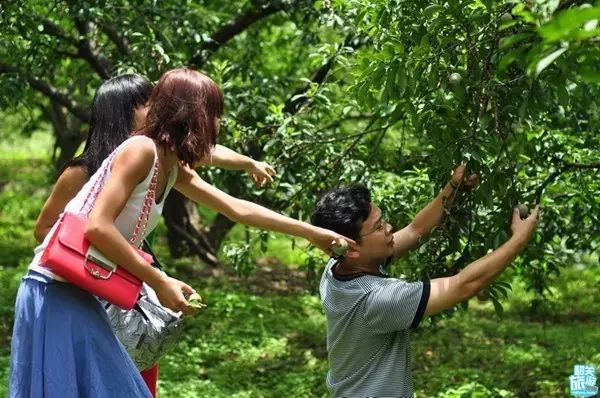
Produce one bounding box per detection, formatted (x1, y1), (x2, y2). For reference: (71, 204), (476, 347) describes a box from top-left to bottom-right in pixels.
(0, 132), (598, 397)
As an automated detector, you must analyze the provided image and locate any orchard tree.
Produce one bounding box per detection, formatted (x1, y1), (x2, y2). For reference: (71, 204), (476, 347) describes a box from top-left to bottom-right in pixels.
(319, 0), (600, 302)
(1, 0), (598, 305)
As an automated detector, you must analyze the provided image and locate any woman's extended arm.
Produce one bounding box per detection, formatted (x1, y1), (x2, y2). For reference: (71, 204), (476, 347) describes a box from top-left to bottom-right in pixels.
(196, 145), (276, 187)
(174, 165), (354, 253)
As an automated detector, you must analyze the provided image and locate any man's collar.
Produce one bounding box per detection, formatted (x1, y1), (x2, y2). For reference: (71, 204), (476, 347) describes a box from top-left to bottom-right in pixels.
(330, 257), (389, 282)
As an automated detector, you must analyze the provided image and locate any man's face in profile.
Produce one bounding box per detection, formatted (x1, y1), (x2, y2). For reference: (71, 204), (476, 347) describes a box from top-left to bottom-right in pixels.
(354, 203), (395, 262)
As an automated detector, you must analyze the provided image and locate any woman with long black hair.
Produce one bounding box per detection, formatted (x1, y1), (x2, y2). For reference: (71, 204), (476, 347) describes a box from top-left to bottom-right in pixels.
(10, 68), (352, 397)
(35, 74), (275, 242)
(32, 73), (276, 396)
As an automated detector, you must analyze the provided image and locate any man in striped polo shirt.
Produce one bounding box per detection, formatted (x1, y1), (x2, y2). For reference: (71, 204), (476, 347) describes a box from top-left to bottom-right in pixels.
(311, 165), (540, 397)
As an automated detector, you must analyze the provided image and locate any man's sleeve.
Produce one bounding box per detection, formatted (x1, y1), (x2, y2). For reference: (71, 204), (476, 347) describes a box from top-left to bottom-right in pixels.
(364, 279), (431, 333)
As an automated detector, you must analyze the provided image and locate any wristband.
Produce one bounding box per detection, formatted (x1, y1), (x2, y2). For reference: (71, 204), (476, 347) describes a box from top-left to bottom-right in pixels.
(449, 180), (459, 190)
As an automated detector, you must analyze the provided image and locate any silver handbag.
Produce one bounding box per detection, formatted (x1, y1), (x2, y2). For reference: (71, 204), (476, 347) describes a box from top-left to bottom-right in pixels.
(104, 241), (185, 371)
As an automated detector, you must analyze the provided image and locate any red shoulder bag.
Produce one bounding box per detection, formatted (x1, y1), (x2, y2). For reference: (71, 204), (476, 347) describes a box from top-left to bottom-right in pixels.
(41, 148), (159, 310)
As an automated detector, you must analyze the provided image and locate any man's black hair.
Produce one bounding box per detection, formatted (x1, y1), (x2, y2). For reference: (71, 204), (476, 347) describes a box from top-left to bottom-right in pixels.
(311, 185), (371, 242)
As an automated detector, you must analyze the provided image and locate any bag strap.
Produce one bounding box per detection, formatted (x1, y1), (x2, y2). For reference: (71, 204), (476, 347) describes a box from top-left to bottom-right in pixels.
(141, 239), (163, 270)
(79, 136), (160, 246)
(79, 150), (118, 216)
(129, 160), (158, 245)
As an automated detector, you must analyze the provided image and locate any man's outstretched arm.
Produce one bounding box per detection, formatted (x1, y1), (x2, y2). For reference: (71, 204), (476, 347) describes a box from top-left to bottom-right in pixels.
(424, 206), (540, 316)
(392, 164), (478, 258)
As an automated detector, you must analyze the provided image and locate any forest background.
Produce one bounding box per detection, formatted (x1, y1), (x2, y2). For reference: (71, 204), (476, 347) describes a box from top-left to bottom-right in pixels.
(1, 0), (599, 396)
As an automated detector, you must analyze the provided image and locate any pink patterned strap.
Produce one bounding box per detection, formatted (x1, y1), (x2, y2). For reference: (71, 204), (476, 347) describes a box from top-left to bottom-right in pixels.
(79, 136), (160, 246)
(129, 158), (159, 245)
(79, 150), (118, 216)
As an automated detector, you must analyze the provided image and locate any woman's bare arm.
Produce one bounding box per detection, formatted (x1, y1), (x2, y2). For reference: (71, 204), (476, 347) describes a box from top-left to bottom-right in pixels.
(34, 165), (88, 242)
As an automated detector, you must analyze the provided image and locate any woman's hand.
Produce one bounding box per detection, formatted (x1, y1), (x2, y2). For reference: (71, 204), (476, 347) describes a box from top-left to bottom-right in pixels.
(152, 276), (197, 316)
(308, 227), (356, 256)
(247, 160), (276, 187)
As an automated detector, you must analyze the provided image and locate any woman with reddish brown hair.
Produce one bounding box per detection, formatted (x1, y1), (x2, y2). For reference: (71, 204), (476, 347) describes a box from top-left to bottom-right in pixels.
(30, 73), (276, 398)
(140, 69), (350, 259)
(9, 67), (353, 398)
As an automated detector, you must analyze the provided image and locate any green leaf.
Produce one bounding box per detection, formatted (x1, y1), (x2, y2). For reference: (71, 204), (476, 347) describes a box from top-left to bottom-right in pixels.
(557, 84), (569, 107)
(533, 46), (568, 77)
(579, 69), (600, 83)
(499, 33), (534, 50)
(382, 61), (399, 103)
(423, 4), (443, 18)
(539, 6), (600, 42)
(491, 297), (505, 317)
(395, 65), (407, 96)
(498, 52), (519, 71)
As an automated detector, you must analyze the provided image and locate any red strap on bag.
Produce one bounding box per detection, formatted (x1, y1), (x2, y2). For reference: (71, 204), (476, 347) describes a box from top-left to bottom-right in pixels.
(42, 138), (159, 310)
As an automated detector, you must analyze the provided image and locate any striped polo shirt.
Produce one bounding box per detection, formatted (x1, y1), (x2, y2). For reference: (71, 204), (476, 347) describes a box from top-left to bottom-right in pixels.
(319, 258), (430, 397)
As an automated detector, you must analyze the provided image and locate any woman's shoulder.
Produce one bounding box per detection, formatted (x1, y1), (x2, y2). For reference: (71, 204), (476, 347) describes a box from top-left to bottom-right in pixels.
(57, 165), (89, 188)
(111, 135), (156, 182)
(120, 134), (155, 150)
(116, 135), (156, 161)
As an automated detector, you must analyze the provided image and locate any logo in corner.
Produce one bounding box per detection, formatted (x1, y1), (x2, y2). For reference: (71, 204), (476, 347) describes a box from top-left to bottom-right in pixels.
(570, 364), (598, 397)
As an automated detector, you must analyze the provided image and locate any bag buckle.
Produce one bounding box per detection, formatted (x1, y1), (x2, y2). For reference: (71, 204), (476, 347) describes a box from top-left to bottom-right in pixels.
(85, 247), (116, 280)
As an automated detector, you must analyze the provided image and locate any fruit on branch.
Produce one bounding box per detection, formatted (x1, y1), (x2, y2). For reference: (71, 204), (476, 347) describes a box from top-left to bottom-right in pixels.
(449, 72), (463, 86)
(476, 288), (490, 301)
(580, 3), (598, 31)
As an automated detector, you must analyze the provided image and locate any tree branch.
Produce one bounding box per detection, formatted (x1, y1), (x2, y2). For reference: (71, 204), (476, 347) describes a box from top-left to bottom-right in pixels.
(535, 161), (600, 203)
(74, 18), (112, 79)
(283, 58), (334, 115)
(36, 17), (112, 79)
(322, 119), (383, 182)
(275, 122), (383, 165)
(283, 35), (367, 115)
(271, 118), (384, 208)
(98, 20), (131, 56)
(189, 2), (284, 67)
(0, 61), (90, 121)
(169, 223), (221, 267)
(41, 19), (72, 41)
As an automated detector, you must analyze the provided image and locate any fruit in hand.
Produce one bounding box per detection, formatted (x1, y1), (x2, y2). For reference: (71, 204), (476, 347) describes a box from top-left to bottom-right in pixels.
(331, 240), (349, 257)
(517, 204), (529, 220)
(187, 292), (206, 310)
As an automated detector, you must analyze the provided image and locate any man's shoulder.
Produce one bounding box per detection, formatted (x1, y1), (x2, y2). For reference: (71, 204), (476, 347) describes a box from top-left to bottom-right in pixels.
(320, 264), (393, 303)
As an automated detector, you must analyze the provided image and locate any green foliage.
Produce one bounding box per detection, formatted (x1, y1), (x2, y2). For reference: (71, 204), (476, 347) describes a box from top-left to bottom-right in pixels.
(1, 0), (599, 308)
(1, 260), (597, 397)
(412, 266), (600, 397)
(0, 142), (598, 396)
(323, 0), (600, 300)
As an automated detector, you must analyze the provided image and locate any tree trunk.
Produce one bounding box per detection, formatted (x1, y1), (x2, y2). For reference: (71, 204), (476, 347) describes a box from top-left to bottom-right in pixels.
(55, 129), (84, 171)
(207, 213), (236, 249)
(46, 102), (86, 173)
(162, 190), (221, 267)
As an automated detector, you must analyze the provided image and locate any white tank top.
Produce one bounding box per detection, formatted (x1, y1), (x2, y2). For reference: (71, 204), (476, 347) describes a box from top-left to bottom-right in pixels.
(29, 135), (178, 280)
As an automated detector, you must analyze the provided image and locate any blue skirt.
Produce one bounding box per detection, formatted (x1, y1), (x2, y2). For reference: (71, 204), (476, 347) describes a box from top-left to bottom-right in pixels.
(9, 270), (152, 398)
